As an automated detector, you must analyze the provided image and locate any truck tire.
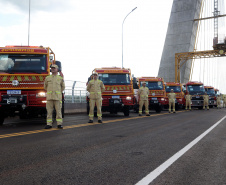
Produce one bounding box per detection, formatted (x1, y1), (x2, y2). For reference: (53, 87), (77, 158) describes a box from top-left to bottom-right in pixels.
(123, 106), (130, 116)
(155, 107), (161, 113)
(62, 101), (65, 118)
(87, 103), (89, 115)
(0, 116), (4, 126)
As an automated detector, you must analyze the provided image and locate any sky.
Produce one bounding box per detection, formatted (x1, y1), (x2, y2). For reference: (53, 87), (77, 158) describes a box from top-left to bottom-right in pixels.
(0, 0), (173, 85)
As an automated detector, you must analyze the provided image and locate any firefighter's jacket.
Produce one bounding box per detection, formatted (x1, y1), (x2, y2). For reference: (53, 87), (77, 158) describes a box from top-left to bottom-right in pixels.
(87, 79), (105, 99)
(138, 86), (149, 101)
(185, 95), (192, 101)
(203, 95), (209, 102)
(44, 75), (65, 100)
(168, 93), (176, 101)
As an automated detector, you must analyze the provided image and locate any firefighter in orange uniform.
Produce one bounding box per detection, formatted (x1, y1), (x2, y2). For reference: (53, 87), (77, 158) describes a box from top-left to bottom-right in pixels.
(185, 92), (192, 111)
(87, 72), (105, 123)
(44, 64), (65, 129)
(138, 82), (150, 116)
(203, 92), (209, 110)
(168, 89), (176, 113)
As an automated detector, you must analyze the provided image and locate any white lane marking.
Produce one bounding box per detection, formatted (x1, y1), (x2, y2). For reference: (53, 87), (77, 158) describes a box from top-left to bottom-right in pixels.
(136, 115), (226, 185)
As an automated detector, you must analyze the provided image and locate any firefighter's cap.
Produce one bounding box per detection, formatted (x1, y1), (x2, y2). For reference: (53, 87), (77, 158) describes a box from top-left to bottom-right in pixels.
(51, 64), (58, 69)
(93, 72), (98, 76)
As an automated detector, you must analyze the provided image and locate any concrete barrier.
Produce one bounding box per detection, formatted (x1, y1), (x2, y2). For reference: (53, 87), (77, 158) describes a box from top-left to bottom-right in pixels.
(65, 103), (86, 114)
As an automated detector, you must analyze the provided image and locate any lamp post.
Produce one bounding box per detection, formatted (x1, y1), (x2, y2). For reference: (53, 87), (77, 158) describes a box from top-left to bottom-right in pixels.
(122, 7), (137, 68)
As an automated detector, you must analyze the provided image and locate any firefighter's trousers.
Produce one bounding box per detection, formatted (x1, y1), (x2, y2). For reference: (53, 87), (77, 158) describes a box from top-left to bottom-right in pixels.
(46, 100), (62, 126)
(89, 98), (102, 120)
(169, 99), (175, 112)
(139, 100), (149, 115)
(185, 100), (191, 110)
(217, 100), (221, 108)
(223, 100), (226, 108)
(203, 100), (209, 109)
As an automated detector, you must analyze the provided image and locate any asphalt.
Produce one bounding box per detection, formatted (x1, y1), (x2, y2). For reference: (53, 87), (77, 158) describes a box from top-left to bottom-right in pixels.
(0, 108), (226, 185)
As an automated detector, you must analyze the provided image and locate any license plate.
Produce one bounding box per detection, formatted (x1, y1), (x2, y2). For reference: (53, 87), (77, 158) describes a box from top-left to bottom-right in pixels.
(152, 97), (157, 100)
(7, 90), (21, 95)
(196, 96), (200, 98)
(154, 101), (158, 103)
(114, 100), (120, 103)
(112, 96), (120, 99)
(7, 98), (17, 104)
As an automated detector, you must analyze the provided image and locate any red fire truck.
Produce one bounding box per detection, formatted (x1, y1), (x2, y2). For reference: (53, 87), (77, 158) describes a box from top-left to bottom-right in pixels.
(204, 86), (216, 108)
(0, 45), (62, 125)
(134, 77), (167, 113)
(165, 82), (184, 110)
(183, 81), (205, 109)
(87, 67), (135, 116)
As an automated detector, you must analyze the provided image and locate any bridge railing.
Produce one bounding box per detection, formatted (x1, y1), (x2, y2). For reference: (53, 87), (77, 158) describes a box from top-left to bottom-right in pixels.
(64, 80), (87, 103)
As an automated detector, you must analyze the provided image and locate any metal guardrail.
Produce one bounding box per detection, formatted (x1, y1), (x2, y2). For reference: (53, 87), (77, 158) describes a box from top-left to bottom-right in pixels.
(64, 80), (87, 103)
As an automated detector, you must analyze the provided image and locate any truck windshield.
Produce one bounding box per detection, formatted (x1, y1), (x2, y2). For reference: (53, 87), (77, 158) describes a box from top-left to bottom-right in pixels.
(165, 85), (181, 92)
(98, 73), (131, 85)
(140, 81), (164, 90)
(205, 88), (215, 95)
(0, 54), (47, 73)
(187, 85), (205, 95)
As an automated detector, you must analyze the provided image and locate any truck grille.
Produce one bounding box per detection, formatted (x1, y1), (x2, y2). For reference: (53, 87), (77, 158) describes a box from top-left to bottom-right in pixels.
(0, 75), (46, 89)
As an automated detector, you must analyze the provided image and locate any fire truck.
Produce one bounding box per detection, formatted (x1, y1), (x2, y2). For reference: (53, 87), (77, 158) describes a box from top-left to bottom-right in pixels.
(0, 45), (63, 125)
(87, 67), (135, 116)
(165, 82), (184, 110)
(204, 86), (216, 108)
(134, 77), (167, 113)
(183, 81), (205, 109)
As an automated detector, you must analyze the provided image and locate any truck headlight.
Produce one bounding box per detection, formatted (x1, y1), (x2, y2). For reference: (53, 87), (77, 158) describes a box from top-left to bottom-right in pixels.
(126, 96), (132, 100)
(161, 98), (165, 101)
(36, 92), (46, 98)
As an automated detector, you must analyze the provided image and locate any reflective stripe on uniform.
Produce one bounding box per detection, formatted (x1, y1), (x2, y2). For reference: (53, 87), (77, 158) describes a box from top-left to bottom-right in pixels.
(56, 119), (62, 122)
(47, 91), (52, 94)
(47, 119), (52, 122)
(89, 114), (94, 117)
(97, 114), (102, 117)
(56, 91), (61, 94)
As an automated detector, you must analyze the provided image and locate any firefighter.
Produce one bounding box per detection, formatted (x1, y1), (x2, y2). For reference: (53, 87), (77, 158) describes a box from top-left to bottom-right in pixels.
(168, 89), (176, 113)
(185, 92), (192, 111)
(87, 72), (105, 123)
(203, 92), (209, 110)
(223, 94), (226, 108)
(216, 95), (221, 109)
(138, 82), (150, 116)
(44, 64), (65, 129)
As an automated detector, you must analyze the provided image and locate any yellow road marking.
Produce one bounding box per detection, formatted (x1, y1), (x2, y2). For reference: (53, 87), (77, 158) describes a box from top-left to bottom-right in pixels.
(0, 110), (188, 139)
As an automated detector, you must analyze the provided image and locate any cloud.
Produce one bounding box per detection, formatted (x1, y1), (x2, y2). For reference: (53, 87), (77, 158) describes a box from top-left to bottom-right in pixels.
(0, 0), (74, 14)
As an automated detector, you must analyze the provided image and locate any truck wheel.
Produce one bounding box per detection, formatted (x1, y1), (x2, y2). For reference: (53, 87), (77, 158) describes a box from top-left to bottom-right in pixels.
(62, 102), (65, 118)
(155, 107), (161, 113)
(0, 116), (4, 126)
(87, 103), (89, 115)
(123, 106), (130, 116)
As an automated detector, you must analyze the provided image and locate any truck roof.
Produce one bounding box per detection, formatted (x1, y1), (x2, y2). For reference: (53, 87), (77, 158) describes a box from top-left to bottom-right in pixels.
(94, 67), (131, 74)
(0, 45), (50, 54)
(204, 86), (214, 89)
(165, 82), (181, 86)
(136, 77), (164, 82)
(186, 81), (203, 85)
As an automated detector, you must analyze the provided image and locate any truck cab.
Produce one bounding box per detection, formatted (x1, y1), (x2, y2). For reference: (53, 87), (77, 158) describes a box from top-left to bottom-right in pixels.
(165, 82), (184, 110)
(184, 81), (205, 109)
(87, 67), (135, 116)
(135, 77), (167, 113)
(0, 45), (63, 125)
(204, 86), (216, 108)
